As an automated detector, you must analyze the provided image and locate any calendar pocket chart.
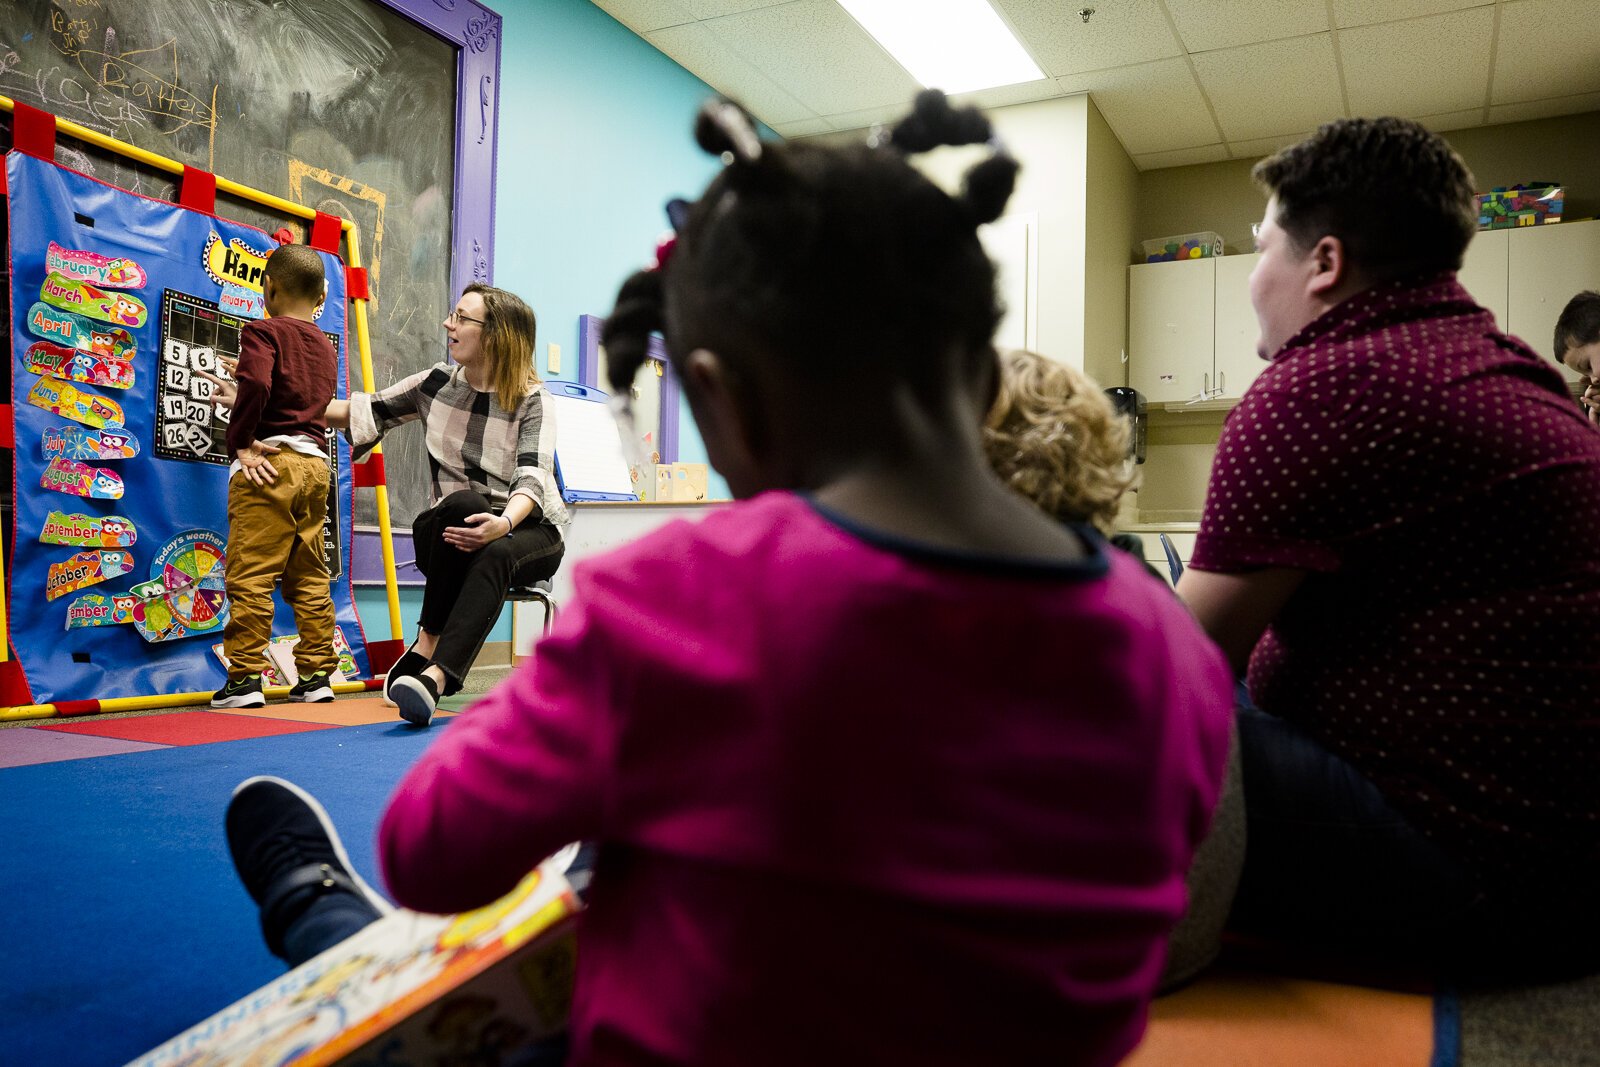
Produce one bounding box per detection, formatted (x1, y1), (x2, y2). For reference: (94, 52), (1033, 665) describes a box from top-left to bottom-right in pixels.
(7, 148), (372, 704)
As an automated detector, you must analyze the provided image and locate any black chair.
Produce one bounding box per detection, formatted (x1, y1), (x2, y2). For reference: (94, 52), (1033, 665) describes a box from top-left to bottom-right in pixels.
(505, 579), (559, 638)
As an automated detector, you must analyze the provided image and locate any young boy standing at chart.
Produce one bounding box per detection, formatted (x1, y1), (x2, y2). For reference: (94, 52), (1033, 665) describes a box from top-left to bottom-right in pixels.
(210, 244), (340, 708)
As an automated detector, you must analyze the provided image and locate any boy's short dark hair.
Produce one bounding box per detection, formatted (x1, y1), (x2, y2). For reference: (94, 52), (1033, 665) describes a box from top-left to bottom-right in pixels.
(264, 244), (326, 302)
(1253, 117), (1478, 283)
(1554, 291), (1600, 361)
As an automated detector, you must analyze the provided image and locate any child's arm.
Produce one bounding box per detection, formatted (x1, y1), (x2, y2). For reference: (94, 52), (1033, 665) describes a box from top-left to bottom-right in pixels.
(378, 598), (613, 914)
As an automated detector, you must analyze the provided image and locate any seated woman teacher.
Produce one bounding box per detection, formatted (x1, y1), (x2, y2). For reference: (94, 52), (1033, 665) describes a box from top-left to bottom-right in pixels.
(353, 284), (566, 726)
(216, 283), (567, 726)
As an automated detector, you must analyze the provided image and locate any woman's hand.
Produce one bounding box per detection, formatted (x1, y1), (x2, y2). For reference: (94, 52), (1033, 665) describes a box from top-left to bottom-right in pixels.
(444, 512), (511, 552)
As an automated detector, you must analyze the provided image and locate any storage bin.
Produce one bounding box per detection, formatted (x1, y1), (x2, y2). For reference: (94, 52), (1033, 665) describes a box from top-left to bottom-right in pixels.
(1142, 231), (1224, 263)
(1476, 184), (1564, 230)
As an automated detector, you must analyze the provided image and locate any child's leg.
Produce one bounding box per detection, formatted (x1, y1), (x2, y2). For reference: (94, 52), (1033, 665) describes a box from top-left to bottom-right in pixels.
(279, 452), (339, 678)
(222, 474), (298, 677)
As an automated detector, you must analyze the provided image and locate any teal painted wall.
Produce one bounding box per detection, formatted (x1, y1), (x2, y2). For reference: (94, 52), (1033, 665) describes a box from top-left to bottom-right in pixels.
(358, 0), (737, 651)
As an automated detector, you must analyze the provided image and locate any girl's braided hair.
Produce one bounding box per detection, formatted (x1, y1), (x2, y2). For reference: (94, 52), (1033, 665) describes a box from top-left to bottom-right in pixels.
(602, 90), (1019, 409)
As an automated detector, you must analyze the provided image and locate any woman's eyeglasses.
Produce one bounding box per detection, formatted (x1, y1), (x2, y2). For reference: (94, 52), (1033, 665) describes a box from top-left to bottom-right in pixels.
(447, 310), (486, 327)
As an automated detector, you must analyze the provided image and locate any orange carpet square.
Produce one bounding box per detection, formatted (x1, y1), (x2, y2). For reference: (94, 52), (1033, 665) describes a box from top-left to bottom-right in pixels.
(211, 697), (458, 726)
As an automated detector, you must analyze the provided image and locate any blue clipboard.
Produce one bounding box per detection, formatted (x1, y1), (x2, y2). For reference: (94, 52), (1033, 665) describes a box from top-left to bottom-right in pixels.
(545, 381), (641, 503)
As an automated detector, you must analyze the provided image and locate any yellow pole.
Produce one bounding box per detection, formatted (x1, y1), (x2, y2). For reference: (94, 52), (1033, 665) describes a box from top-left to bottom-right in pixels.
(342, 234), (404, 643)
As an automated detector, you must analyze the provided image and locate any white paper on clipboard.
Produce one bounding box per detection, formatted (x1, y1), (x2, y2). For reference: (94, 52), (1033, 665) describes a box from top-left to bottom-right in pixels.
(546, 386), (636, 500)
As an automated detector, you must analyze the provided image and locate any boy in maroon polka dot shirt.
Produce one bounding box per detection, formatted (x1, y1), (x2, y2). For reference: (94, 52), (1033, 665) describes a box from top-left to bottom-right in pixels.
(1181, 117), (1600, 981)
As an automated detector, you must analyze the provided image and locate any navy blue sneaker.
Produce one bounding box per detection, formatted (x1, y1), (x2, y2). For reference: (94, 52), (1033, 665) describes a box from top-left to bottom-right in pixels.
(226, 776), (393, 958)
(391, 672), (439, 728)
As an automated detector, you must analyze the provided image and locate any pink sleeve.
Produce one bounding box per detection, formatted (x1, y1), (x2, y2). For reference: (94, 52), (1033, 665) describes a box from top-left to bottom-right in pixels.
(378, 590), (617, 914)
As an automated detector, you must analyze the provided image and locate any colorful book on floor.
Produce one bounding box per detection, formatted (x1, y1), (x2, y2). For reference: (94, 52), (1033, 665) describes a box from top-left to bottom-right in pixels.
(124, 859), (578, 1067)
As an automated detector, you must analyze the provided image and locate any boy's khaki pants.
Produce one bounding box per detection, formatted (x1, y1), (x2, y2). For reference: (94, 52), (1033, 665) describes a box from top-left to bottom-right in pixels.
(221, 449), (338, 679)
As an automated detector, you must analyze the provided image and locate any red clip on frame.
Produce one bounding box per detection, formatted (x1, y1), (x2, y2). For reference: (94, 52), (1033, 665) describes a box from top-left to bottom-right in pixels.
(179, 165), (217, 215)
(12, 102), (57, 161)
(309, 211), (341, 253)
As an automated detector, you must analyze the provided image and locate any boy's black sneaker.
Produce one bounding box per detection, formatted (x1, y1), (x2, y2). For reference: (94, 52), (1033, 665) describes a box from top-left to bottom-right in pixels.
(211, 673), (265, 709)
(391, 673), (439, 728)
(290, 670), (335, 703)
(225, 776), (393, 959)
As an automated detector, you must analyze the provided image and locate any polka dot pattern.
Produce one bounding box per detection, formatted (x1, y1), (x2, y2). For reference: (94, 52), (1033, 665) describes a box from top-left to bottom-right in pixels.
(1191, 275), (1600, 888)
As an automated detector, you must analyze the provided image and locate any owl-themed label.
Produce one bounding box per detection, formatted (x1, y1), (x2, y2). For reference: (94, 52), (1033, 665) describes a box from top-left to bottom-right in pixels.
(25, 341), (135, 390)
(40, 273), (148, 328)
(42, 425), (140, 462)
(46, 549), (135, 601)
(40, 511), (138, 548)
(25, 303), (138, 361)
(41, 457), (125, 500)
(27, 377), (125, 429)
(45, 242), (147, 289)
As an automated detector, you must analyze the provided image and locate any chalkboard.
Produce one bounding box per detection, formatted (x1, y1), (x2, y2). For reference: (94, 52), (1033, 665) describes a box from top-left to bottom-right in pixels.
(0, 0), (506, 528)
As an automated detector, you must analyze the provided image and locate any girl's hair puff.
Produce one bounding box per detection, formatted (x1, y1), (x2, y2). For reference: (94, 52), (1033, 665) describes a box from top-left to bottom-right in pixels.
(984, 349), (1131, 535)
(603, 91), (1020, 407)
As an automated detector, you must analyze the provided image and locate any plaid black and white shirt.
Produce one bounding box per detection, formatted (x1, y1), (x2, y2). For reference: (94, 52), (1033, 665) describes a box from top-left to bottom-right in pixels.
(348, 363), (569, 532)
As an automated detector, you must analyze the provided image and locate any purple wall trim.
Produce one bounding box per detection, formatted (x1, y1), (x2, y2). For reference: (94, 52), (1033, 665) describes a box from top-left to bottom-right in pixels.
(375, 0), (502, 297)
(574, 314), (680, 463)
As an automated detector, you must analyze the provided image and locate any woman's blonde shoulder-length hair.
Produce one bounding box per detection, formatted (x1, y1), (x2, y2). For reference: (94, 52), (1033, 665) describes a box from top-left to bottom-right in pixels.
(983, 348), (1132, 535)
(465, 282), (540, 411)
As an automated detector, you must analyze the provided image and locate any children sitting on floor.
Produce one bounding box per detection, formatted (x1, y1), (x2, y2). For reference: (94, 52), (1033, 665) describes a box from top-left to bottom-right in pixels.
(226, 90), (1235, 1067)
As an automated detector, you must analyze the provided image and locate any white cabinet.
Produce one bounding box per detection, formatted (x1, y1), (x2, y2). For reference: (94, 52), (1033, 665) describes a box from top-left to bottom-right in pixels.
(1457, 228), (1509, 329)
(1214, 253), (1267, 401)
(1130, 257), (1213, 404)
(1505, 220), (1600, 384)
(1129, 254), (1264, 405)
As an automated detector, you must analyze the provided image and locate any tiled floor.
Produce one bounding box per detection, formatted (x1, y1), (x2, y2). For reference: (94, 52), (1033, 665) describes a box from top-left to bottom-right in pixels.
(0, 697), (455, 769)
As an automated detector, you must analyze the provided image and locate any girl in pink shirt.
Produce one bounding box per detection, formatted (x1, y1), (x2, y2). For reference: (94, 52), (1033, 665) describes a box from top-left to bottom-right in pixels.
(236, 90), (1233, 1067)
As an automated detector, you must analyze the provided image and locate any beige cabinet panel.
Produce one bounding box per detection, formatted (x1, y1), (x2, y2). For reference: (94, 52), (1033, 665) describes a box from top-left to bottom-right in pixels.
(1457, 228), (1508, 329)
(1213, 253), (1266, 400)
(1506, 220), (1600, 384)
(1129, 258), (1215, 404)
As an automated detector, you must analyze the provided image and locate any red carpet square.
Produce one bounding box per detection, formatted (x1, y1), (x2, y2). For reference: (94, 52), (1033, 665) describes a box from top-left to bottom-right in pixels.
(36, 711), (335, 746)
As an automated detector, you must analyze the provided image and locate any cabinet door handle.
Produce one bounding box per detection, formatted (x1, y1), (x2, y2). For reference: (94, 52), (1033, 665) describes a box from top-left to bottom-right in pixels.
(1219, 370), (1226, 394)
(1203, 371), (1210, 394)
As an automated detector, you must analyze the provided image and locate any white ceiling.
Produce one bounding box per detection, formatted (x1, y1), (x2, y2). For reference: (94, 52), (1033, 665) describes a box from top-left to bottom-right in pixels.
(589, 0), (1600, 170)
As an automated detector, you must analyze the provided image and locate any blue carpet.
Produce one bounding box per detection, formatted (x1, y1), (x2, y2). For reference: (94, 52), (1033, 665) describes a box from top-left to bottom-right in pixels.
(0, 719), (449, 1067)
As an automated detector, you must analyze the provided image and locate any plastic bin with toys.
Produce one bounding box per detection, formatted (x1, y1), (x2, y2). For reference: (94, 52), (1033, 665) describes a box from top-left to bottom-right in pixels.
(1142, 231), (1225, 263)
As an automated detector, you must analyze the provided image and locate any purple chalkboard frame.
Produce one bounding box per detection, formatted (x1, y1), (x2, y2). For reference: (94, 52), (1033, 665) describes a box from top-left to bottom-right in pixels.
(577, 313), (681, 463)
(375, 0), (503, 298)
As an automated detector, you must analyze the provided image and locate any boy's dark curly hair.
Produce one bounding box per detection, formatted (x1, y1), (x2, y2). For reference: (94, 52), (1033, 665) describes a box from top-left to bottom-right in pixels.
(603, 91), (1019, 410)
(1252, 117), (1477, 283)
(1555, 290), (1600, 362)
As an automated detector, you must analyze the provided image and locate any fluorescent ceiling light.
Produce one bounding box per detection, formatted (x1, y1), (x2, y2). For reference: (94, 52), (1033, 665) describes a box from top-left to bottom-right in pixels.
(837, 0), (1044, 95)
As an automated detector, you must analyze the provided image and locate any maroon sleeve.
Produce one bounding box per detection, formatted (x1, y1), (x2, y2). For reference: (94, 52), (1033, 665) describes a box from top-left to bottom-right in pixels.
(227, 322), (275, 457)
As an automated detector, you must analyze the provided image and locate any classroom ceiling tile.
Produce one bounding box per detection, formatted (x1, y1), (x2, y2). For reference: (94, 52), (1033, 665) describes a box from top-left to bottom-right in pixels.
(1492, 0), (1600, 103)
(1132, 143), (1231, 171)
(1163, 0), (1328, 52)
(1330, 0), (1490, 28)
(701, 0), (920, 116)
(1228, 131), (1315, 162)
(823, 102), (908, 134)
(1193, 34), (1345, 142)
(772, 116), (836, 138)
(989, 0), (1182, 78)
(1417, 107), (1491, 132)
(590, 0), (698, 35)
(1056, 58), (1219, 156)
(645, 21), (818, 125)
(949, 79), (1066, 113)
(679, 0), (795, 18)
(1340, 7), (1494, 118)
(1488, 90), (1600, 126)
